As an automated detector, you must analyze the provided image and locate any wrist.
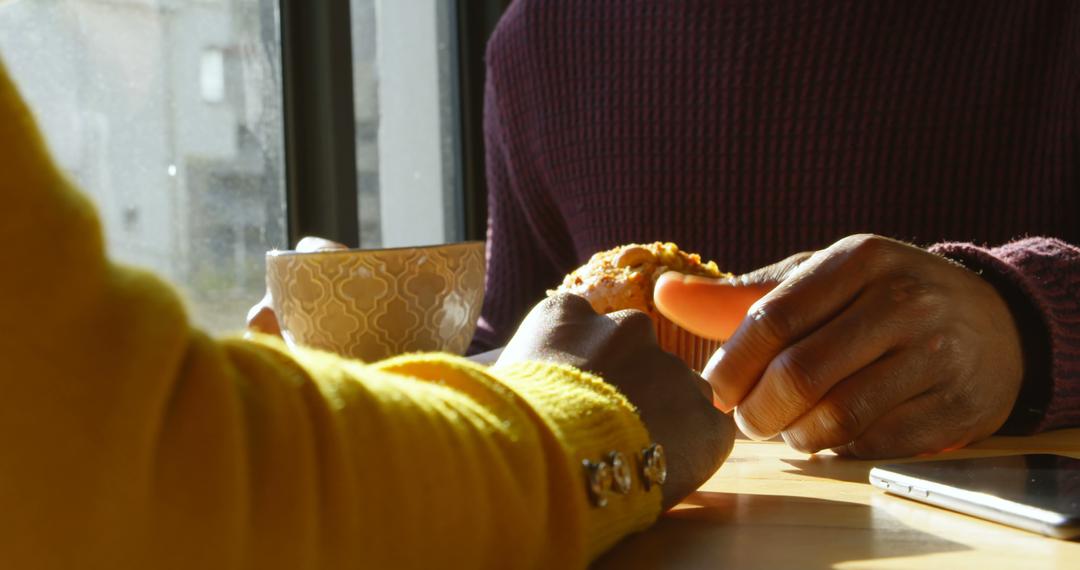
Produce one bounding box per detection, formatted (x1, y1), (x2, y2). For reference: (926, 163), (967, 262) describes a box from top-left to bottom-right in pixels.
(493, 360), (663, 560)
(930, 243), (1051, 433)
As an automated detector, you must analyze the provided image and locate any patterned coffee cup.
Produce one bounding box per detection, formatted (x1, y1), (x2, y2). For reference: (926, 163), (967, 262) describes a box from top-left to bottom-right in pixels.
(266, 242), (486, 362)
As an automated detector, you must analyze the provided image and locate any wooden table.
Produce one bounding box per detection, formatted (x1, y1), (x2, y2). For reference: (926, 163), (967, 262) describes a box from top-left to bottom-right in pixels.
(595, 428), (1080, 569)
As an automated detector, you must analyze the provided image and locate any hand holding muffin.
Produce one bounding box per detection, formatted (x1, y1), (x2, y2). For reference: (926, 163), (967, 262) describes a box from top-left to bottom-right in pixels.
(656, 234), (1025, 460)
(497, 293), (735, 509)
(550, 242), (732, 372)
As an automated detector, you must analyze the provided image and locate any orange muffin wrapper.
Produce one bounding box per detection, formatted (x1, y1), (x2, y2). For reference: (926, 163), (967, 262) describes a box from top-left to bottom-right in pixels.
(654, 313), (723, 374)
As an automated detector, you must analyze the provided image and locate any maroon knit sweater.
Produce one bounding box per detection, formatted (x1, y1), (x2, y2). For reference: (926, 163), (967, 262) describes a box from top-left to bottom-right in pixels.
(473, 0), (1080, 433)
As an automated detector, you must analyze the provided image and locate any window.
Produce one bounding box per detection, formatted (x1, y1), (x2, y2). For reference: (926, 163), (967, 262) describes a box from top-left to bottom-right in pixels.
(0, 0), (287, 333)
(0, 0), (472, 333)
(351, 0), (462, 248)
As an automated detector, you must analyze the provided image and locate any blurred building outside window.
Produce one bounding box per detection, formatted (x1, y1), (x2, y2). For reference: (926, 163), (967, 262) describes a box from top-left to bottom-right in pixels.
(0, 0), (462, 332)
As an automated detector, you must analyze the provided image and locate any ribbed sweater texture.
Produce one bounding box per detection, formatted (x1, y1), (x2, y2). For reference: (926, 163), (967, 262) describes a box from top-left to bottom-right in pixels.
(0, 55), (662, 568)
(475, 0), (1080, 433)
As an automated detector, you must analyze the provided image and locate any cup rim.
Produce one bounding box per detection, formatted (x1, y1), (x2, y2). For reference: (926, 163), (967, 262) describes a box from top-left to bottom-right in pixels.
(267, 240), (485, 258)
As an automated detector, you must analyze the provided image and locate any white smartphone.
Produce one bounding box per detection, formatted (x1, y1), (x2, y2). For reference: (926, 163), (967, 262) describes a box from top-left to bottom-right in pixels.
(869, 454), (1080, 539)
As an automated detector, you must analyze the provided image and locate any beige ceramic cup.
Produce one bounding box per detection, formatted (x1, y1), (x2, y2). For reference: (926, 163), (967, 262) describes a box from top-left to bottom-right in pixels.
(266, 241), (486, 362)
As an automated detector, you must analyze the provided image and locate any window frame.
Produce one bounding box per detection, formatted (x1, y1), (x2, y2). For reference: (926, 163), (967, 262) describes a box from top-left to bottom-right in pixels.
(279, 0), (360, 247)
(454, 0), (509, 242)
(278, 0), (508, 247)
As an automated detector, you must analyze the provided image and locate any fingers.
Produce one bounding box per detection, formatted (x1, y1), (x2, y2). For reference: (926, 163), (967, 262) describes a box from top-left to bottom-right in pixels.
(703, 235), (896, 410)
(653, 251), (813, 341)
(691, 374), (717, 403)
(778, 350), (935, 453)
(736, 250), (816, 284)
(654, 272), (771, 340)
(831, 388), (973, 459)
(296, 236), (349, 253)
(245, 291), (281, 336)
(519, 293), (599, 334)
(495, 294), (601, 368)
(544, 291), (599, 316)
(733, 278), (931, 439)
(606, 308), (658, 340)
(498, 295), (733, 509)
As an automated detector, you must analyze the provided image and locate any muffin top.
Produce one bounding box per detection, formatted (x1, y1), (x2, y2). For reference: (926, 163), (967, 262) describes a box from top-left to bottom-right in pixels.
(550, 242), (729, 318)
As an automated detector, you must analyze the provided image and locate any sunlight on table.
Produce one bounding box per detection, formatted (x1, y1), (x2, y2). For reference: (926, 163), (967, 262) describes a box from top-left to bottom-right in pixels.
(596, 429), (1080, 569)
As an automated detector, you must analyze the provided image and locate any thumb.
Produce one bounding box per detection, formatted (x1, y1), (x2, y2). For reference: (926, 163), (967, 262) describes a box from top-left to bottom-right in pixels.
(654, 251), (814, 340)
(246, 291), (282, 337)
(296, 236), (349, 252)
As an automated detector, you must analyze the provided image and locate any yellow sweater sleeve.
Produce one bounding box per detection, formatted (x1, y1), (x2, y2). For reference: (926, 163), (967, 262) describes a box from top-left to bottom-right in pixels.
(0, 59), (660, 569)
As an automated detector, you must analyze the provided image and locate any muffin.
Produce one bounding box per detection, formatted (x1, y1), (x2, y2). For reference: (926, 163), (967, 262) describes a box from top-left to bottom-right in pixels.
(550, 242), (731, 372)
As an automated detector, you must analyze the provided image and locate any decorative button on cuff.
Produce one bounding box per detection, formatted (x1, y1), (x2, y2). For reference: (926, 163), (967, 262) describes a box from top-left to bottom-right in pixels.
(641, 443), (668, 491)
(608, 451), (632, 495)
(585, 445), (666, 506)
(583, 459), (613, 507)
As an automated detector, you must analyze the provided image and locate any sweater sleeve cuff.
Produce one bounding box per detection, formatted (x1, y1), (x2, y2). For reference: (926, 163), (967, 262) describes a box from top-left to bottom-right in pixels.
(928, 242), (1053, 433)
(492, 360), (662, 562)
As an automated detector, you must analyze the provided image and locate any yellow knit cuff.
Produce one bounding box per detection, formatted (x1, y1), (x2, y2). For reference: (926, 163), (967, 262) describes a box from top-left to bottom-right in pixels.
(493, 360), (662, 562)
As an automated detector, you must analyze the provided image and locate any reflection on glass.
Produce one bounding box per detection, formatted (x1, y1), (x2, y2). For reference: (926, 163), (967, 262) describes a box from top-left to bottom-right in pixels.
(0, 0), (287, 333)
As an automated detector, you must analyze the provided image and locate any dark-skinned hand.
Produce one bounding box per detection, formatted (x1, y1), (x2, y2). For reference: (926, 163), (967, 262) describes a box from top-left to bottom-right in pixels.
(655, 234), (1024, 459)
(497, 293), (736, 509)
